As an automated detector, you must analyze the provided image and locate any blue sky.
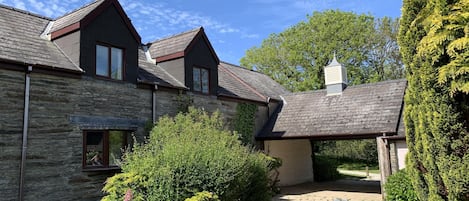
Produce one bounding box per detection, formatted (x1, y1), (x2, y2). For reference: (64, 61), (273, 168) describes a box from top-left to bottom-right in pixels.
(0, 0), (402, 65)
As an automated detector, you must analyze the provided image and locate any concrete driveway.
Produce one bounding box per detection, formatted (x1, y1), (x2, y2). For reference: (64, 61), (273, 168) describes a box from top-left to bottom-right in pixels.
(272, 179), (382, 201)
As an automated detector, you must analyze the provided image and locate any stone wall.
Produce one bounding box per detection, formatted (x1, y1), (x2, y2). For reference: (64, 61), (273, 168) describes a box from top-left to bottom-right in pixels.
(0, 69), (25, 201)
(0, 68), (152, 201)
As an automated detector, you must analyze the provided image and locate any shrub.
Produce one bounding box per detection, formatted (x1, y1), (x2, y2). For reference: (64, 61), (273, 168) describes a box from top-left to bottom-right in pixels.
(102, 108), (273, 201)
(385, 169), (419, 201)
(313, 155), (341, 181)
(184, 191), (219, 201)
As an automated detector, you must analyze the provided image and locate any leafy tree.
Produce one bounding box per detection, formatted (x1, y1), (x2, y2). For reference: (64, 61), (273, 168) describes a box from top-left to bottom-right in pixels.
(399, 0), (469, 200)
(102, 108), (274, 201)
(240, 10), (403, 92)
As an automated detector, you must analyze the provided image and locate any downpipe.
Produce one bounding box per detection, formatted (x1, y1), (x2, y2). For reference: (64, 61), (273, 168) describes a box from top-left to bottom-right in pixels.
(19, 65), (32, 201)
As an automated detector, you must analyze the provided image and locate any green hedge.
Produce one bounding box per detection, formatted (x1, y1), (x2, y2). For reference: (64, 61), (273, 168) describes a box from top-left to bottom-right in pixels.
(313, 155), (341, 181)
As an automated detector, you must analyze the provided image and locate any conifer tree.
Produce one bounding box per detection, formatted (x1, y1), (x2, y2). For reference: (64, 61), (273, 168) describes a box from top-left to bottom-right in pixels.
(399, 0), (469, 200)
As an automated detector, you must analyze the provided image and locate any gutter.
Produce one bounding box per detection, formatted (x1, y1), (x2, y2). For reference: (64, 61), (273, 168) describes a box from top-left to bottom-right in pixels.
(19, 65), (32, 201)
(256, 131), (398, 141)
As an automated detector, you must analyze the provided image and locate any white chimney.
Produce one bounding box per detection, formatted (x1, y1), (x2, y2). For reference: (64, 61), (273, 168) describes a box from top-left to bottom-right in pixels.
(324, 54), (347, 95)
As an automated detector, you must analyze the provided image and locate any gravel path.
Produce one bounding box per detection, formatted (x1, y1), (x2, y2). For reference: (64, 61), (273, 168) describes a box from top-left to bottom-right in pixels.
(272, 179), (382, 201)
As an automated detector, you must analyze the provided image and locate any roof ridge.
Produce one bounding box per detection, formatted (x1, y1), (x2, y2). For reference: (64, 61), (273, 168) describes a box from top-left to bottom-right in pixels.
(220, 61), (270, 76)
(148, 26), (202, 44)
(219, 64), (267, 101)
(0, 4), (52, 20)
(285, 79), (407, 96)
(54, 0), (103, 20)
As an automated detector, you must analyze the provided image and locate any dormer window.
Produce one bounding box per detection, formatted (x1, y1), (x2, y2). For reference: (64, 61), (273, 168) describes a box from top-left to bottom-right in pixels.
(96, 44), (124, 80)
(193, 66), (209, 94)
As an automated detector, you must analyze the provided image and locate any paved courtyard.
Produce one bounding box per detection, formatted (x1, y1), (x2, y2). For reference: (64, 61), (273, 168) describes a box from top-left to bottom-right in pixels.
(272, 179), (382, 201)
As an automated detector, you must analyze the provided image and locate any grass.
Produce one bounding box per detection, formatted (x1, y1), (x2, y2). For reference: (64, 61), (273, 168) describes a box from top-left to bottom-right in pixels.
(313, 155), (380, 181)
(337, 162), (379, 171)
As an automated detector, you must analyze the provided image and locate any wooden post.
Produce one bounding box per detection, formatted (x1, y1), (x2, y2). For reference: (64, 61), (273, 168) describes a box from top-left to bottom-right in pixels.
(366, 166), (369, 178)
(377, 136), (391, 199)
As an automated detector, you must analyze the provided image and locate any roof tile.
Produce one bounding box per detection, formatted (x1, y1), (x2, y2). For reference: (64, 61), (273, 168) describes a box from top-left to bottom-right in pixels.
(50, 0), (104, 32)
(148, 27), (200, 59)
(0, 5), (81, 71)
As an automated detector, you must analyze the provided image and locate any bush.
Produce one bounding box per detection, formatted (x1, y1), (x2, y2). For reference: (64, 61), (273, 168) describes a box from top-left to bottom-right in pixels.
(385, 169), (419, 201)
(313, 155), (341, 181)
(102, 108), (273, 201)
(184, 191), (219, 201)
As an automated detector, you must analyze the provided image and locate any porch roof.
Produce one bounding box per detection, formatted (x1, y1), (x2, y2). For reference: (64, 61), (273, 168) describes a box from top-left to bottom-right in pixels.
(257, 79), (407, 140)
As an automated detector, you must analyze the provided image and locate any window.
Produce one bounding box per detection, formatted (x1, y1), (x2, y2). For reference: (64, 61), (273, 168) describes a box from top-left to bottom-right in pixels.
(193, 67), (209, 94)
(96, 44), (124, 80)
(83, 130), (129, 169)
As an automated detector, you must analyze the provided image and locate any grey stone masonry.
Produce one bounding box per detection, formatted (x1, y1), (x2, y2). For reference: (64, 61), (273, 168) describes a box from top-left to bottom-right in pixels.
(0, 68), (152, 201)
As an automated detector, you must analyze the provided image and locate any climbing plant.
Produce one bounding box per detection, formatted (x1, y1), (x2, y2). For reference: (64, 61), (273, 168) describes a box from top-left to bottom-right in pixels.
(234, 103), (257, 146)
(176, 92), (193, 113)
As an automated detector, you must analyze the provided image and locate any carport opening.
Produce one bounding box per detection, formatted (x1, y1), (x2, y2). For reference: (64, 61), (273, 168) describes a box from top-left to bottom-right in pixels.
(311, 139), (380, 182)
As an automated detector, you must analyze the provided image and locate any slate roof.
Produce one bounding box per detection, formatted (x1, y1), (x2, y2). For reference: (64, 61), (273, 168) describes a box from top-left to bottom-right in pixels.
(147, 27), (200, 59)
(218, 64), (267, 103)
(257, 79), (407, 140)
(0, 5), (82, 72)
(50, 0), (104, 32)
(137, 47), (186, 89)
(0, 3), (286, 104)
(220, 62), (290, 100)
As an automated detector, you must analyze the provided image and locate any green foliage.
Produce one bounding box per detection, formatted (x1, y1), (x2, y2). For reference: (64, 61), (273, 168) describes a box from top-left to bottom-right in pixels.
(184, 191), (220, 201)
(240, 10), (404, 92)
(176, 92), (193, 113)
(399, 0), (469, 200)
(385, 169), (419, 201)
(312, 155), (341, 181)
(313, 139), (378, 165)
(234, 103), (257, 145)
(102, 108), (273, 201)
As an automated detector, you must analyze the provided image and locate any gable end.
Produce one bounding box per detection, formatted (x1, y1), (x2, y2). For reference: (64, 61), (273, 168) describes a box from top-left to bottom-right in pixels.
(51, 0), (141, 43)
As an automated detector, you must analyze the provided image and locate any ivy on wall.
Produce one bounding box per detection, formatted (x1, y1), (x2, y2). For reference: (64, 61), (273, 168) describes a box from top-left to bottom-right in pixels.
(234, 103), (257, 145)
(176, 92), (193, 113)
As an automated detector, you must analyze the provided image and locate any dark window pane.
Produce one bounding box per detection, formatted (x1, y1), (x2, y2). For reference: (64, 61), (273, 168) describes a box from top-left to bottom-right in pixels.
(201, 69), (209, 94)
(96, 45), (109, 77)
(193, 68), (201, 92)
(85, 131), (104, 167)
(111, 48), (123, 80)
(109, 131), (126, 166)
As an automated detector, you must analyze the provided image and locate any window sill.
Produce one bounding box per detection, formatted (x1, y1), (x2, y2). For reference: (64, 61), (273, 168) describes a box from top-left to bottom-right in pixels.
(192, 91), (211, 96)
(94, 75), (126, 83)
(82, 167), (122, 172)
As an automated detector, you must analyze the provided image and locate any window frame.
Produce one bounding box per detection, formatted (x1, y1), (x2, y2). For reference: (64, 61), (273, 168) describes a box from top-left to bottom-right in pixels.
(82, 130), (130, 171)
(193, 66), (210, 94)
(95, 43), (126, 81)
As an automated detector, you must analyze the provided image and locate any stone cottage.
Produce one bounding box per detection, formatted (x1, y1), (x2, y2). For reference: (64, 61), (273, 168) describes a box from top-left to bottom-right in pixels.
(0, 0), (408, 200)
(0, 0), (287, 200)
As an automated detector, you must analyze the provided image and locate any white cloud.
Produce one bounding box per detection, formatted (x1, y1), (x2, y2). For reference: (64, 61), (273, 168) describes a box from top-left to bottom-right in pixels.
(117, 0), (250, 42)
(13, 0), (26, 10)
(241, 33), (260, 39)
(2, 0), (85, 18)
(219, 28), (239, 34)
